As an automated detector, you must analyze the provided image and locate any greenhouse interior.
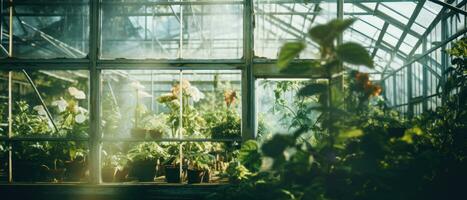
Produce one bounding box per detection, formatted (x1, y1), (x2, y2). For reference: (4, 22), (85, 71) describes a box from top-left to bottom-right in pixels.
(0, 0), (466, 199)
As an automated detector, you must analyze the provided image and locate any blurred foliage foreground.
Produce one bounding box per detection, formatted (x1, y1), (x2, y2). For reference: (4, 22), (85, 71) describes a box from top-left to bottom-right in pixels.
(209, 20), (467, 200)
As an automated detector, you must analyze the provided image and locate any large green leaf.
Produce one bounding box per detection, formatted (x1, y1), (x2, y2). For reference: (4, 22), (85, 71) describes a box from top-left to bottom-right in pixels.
(308, 18), (356, 45)
(239, 140), (261, 172)
(336, 42), (374, 68)
(297, 83), (328, 97)
(277, 42), (306, 68)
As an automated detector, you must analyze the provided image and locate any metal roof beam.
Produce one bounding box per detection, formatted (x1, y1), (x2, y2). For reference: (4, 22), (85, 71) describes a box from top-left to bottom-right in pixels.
(428, 0), (467, 16)
(371, 22), (389, 59)
(354, 3), (422, 38)
(408, 0), (466, 58)
(382, 0), (426, 74)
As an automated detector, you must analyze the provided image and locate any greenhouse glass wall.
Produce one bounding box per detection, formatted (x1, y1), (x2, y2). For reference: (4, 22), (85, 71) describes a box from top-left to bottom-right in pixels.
(0, 0), (466, 199)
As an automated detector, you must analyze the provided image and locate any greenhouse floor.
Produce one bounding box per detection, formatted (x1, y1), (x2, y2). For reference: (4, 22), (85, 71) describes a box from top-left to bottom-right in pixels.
(0, 182), (224, 200)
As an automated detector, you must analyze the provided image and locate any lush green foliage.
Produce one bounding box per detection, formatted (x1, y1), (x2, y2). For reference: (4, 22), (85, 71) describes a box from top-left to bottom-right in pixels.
(210, 21), (466, 200)
(127, 142), (168, 162)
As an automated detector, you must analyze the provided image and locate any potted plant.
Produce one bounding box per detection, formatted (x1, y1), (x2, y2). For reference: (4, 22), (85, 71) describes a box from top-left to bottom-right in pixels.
(127, 142), (167, 182)
(157, 79), (206, 139)
(48, 159), (66, 182)
(186, 152), (215, 184)
(210, 91), (241, 140)
(211, 113), (241, 140)
(12, 142), (52, 182)
(162, 143), (185, 183)
(101, 150), (115, 182)
(64, 151), (87, 181)
(142, 114), (169, 139)
(101, 152), (129, 182)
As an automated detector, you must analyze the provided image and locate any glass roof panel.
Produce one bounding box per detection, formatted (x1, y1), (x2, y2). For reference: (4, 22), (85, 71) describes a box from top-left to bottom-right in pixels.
(381, 2), (417, 18)
(352, 20), (379, 39)
(411, 23), (426, 35)
(377, 4), (408, 24)
(383, 33), (399, 46)
(343, 3), (365, 13)
(361, 3), (377, 10)
(253, 1), (334, 59)
(357, 15), (385, 29)
(423, 1), (444, 13)
(399, 42), (413, 55)
(404, 34), (418, 47)
(415, 8), (436, 28)
(386, 25), (403, 39)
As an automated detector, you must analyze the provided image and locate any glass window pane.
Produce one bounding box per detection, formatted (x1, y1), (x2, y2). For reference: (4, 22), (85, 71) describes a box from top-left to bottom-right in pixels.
(255, 79), (320, 139)
(101, 69), (242, 140)
(183, 70), (242, 139)
(254, 1), (335, 59)
(101, 1), (243, 59)
(0, 70), (89, 138)
(9, 0), (89, 59)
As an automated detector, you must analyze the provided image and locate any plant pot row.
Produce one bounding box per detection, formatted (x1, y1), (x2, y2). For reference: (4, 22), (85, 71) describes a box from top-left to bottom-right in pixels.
(13, 159), (87, 182)
(102, 163), (210, 184)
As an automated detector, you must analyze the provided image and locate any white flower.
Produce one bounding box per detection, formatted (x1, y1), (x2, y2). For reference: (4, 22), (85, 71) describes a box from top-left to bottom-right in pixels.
(68, 87), (86, 99)
(260, 157), (274, 171)
(75, 113), (86, 124)
(283, 147), (297, 161)
(52, 98), (68, 112)
(77, 106), (88, 114)
(187, 86), (205, 102)
(33, 105), (47, 116)
(131, 81), (145, 90)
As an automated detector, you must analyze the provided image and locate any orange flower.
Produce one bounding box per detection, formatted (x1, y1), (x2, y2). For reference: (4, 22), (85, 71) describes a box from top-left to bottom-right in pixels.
(171, 84), (180, 97)
(171, 79), (192, 97)
(224, 90), (237, 107)
(363, 80), (372, 92)
(355, 72), (369, 83)
(371, 85), (382, 97)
